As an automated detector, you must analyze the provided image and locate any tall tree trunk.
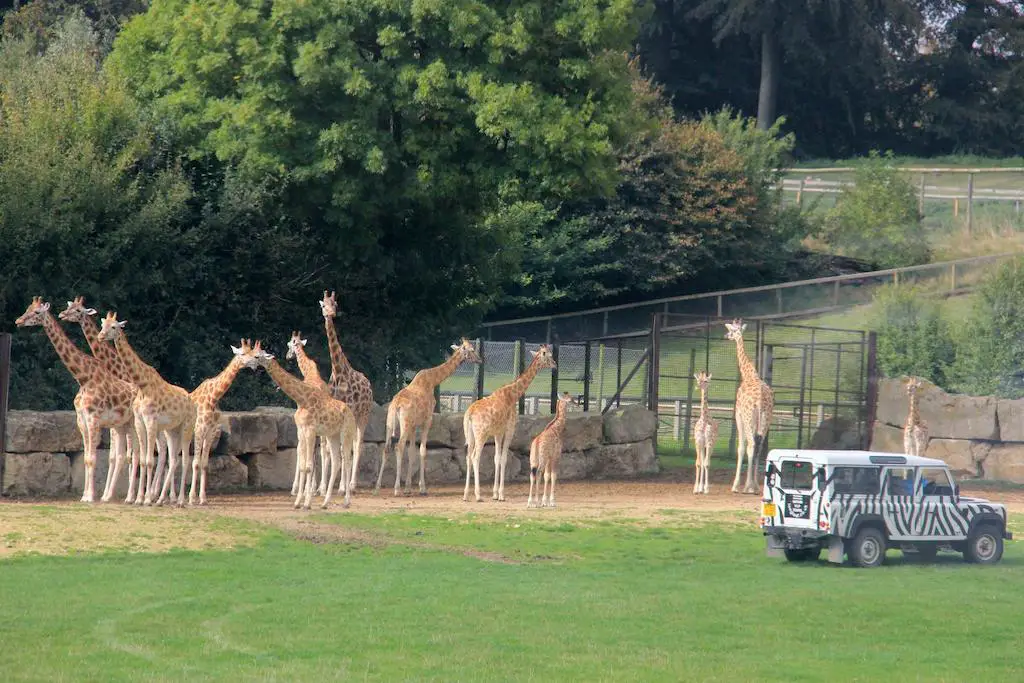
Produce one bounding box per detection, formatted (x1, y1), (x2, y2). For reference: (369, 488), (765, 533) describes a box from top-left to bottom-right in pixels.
(756, 31), (781, 131)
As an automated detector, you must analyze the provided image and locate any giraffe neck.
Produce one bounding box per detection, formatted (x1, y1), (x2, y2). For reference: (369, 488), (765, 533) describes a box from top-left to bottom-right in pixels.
(113, 334), (164, 390)
(264, 358), (320, 407)
(324, 315), (353, 382)
(734, 337), (761, 384)
(908, 391), (920, 425)
(80, 315), (133, 383)
(294, 348), (324, 386)
(699, 388), (710, 420)
(199, 359), (247, 404)
(40, 312), (99, 384)
(417, 352), (463, 388)
(507, 356), (544, 400)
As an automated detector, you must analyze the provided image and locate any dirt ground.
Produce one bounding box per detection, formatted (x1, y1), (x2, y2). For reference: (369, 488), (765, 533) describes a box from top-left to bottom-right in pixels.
(2, 472), (1023, 557)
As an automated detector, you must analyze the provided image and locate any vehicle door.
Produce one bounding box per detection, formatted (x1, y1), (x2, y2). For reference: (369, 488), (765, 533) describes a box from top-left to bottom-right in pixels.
(881, 466), (917, 541)
(764, 459), (821, 530)
(915, 467), (968, 540)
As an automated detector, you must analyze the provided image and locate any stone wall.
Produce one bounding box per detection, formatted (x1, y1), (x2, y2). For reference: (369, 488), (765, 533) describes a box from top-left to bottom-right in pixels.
(0, 403), (659, 498)
(870, 377), (1024, 484)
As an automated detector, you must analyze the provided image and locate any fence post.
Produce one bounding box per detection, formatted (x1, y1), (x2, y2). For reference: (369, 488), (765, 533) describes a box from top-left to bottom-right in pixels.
(582, 341), (592, 412)
(475, 339), (485, 401)
(951, 262), (957, 292)
(716, 295), (723, 318)
(0, 333), (10, 495)
(516, 340), (525, 415)
(966, 171), (975, 234)
(549, 344), (560, 414)
(545, 319), (552, 344)
(648, 314), (662, 453)
(918, 174), (925, 215)
(796, 177), (805, 208)
(682, 348), (696, 453)
(863, 332), (879, 450)
(797, 347), (809, 449)
(833, 279), (840, 307)
(776, 288), (783, 314)
(673, 400), (682, 441)
(616, 340), (623, 407)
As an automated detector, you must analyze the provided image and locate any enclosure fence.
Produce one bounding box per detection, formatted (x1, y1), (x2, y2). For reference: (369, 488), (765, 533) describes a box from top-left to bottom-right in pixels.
(0, 333), (11, 490)
(479, 252), (1012, 344)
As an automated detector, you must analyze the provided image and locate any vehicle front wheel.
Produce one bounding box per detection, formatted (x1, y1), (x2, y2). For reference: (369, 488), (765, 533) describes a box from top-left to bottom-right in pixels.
(784, 548), (821, 562)
(849, 527), (886, 568)
(964, 524), (1004, 565)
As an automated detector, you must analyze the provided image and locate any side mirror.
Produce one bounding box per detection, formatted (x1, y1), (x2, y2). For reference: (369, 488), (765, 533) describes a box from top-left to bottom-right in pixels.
(954, 483), (960, 499)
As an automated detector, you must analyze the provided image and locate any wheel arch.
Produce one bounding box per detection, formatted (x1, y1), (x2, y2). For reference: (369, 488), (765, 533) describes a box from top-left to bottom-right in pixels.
(847, 514), (888, 542)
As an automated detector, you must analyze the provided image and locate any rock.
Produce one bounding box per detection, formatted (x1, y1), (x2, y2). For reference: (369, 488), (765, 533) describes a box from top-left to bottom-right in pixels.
(354, 442), (383, 486)
(473, 445), (525, 483)
(980, 443), (1024, 484)
(252, 407), (298, 449)
(557, 450), (592, 480)
(205, 455), (248, 490)
(510, 415), (554, 451)
(876, 377), (997, 440)
(436, 412), (468, 449)
(603, 404), (658, 444)
(248, 449), (298, 490)
(562, 414), (604, 452)
(2, 452), (71, 496)
(996, 398), (1024, 442)
(5, 410), (82, 453)
(925, 439), (990, 478)
(69, 449), (131, 500)
(809, 416), (864, 450)
(589, 440), (659, 478)
(362, 403), (388, 443)
(217, 412), (278, 456)
(870, 423), (905, 453)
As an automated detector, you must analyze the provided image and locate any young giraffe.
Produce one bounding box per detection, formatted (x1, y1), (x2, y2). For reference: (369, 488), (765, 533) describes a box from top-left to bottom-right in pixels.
(320, 291), (374, 492)
(252, 340), (357, 510)
(285, 330), (329, 496)
(376, 338), (482, 497)
(14, 297), (135, 503)
(725, 320), (774, 494)
(903, 377), (929, 457)
(98, 312), (198, 507)
(462, 345), (556, 502)
(692, 371), (719, 495)
(526, 392), (574, 509)
(188, 340), (260, 505)
(58, 297), (170, 504)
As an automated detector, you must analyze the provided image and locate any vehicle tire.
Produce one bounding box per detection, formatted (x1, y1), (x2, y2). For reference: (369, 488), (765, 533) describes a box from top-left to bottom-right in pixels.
(964, 524), (1004, 565)
(784, 548), (820, 562)
(849, 527), (886, 568)
(906, 544), (938, 562)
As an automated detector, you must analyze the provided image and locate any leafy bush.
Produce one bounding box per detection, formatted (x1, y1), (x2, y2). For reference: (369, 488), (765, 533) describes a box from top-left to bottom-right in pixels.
(871, 284), (954, 386)
(822, 151), (930, 268)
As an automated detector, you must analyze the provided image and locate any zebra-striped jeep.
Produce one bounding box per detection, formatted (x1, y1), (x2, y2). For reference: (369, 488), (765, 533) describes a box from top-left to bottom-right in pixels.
(759, 449), (1012, 568)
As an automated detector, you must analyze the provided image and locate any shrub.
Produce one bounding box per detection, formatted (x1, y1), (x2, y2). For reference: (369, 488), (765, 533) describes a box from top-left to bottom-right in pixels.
(822, 151), (930, 268)
(872, 284), (954, 386)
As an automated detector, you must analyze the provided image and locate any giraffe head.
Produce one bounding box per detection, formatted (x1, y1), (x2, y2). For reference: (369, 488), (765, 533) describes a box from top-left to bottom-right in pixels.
(14, 296), (50, 327)
(695, 371), (712, 393)
(58, 296), (98, 324)
(286, 331), (308, 360)
(724, 319), (747, 342)
(97, 311), (127, 342)
(905, 376), (925, 395)
(556, 391), (574, 413)
(530, 344), (557, 369)
(450, 337), (482, 364)
(252, 340), (275, 369)
(232, 338), (260, 371)
(319, 290), (338, 319)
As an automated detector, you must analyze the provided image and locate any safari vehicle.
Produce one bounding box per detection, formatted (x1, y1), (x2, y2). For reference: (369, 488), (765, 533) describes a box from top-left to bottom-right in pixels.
(759, 449), (1012, 568)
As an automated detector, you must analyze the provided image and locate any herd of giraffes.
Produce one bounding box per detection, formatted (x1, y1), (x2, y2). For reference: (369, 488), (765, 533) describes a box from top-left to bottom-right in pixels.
(12, 292), (587, 510)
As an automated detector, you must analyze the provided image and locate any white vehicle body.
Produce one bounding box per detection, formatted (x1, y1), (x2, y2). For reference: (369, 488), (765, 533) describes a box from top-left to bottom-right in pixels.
(759, 449), (1012, 567)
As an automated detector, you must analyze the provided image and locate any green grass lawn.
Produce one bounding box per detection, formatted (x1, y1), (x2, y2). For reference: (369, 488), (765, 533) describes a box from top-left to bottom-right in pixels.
(0, 509), (1021, 682)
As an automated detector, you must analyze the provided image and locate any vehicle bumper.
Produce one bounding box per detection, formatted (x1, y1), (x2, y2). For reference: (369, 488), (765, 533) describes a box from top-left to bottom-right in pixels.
(764, 527), (828, 553)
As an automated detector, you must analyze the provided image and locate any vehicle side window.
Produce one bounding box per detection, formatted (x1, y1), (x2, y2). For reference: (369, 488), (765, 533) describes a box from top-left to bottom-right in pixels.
(832, 466), (880, 495)
(918, 468), (955, 497)
(885, 467), (915, 497)
(780, 461), (814, 489)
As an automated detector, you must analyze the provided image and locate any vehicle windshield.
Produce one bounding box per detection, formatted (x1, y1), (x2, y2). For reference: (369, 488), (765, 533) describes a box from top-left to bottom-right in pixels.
(780, 460), (814, 490)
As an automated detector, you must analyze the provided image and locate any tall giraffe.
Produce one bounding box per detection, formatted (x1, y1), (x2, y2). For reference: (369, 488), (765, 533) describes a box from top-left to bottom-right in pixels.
(320, 291), (373, 492)
(58, 297), (169, 503)
(376, 338), (481, 496)
(903, 377), (929, 458)
(97, 312), (197, 507)
(252, 340), (356, 510)
(188, 340), (259, 505)
(285, 330), (329, 496)
(463, 345), (556, 502)
(15, 298), (135, 503)
(725, 320), (774, 494)
(692, 371), (719, 495)
(527, 391), (574, 509)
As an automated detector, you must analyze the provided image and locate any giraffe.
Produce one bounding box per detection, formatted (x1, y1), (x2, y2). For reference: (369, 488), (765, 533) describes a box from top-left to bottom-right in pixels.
(725, 320), (774, 494)
(462, 345), (556, 502)
(320, 291), (374, 492)
(526, 391), (574, 509)
(286, 330), (329, 496)
(903, 377), (929, 458)
(692, 371), (719, 495)
(252, 340), (357, 510)
(188, 340), (260, 505)
(14, 297), (135, 503)
(97, 312), (198, 507)
(376, 338), (482, 497)
(58, 297), (170, 504)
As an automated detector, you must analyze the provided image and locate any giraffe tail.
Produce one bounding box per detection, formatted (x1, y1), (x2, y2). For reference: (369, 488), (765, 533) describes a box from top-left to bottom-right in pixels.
(463, 411), (475, 461)
(383, 400), (400, 458)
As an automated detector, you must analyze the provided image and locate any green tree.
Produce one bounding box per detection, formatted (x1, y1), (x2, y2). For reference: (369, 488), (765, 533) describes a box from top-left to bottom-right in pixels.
(872, 285), (954, 386)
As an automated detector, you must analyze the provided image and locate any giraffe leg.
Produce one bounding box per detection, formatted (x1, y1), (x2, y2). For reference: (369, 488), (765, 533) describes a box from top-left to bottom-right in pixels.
(473, 440), (483, 503)
(418, 416), (432, 495)
(291, 432), (302, 496)
(393, 432), (407, 497)
(374, 433), (390, 495)
(492, 435), (503, 501)
(199, 434), (211, 506)
(744, 431), (759, 494)
(731, 413), (747, 493)
(693, 437), (703, 495)
(321, 436), (343, 509)
(80, 416), (98, 503)
(103, 427), (127, 503)
(302, 432), (318, 510)
(498, 425), (514, 502)
(176, 423), (194, 507)
(404, 430), (417, 495)
(294, 429), (312, 509)
(347, 425), (363, 492)
(149, 431), (168, 504)
(540, 467), (549, 507)
(549, 468), (558, 508)
(188, 429), (203, 506)
(317, 438), (329, 496)
(156, 429), (182, 506)
(140, 418), (159, 505)
(527, 449), (538, 509)
(126, 413), (144, 504)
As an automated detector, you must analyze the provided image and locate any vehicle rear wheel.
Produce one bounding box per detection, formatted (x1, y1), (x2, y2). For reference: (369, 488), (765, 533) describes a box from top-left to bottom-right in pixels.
(784, 548), (821, 562)
(964, 524), (1004, 565)
(849, 527), (886, 568)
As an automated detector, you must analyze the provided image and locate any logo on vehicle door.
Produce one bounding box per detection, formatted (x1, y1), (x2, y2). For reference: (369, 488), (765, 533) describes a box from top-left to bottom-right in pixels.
(785, 494), (811, 519)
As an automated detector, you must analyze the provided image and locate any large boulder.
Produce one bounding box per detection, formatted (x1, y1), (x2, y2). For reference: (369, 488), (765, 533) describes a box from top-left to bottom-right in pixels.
(2, 452), (71, 496)
(510, 415), (555, 451)
(558, 450), (593, 480)
(562, 414), (604, 453)
(216, 412), (278, 456)
(69, 449), (131, 500)
(252, 407), (298, 449)
(603, 404), (658, 444)
(5, 411), (81, 453)
(248, 449), (298, 490)
(809, 416), (864, 450)
(924, 439), (990, 478)
(589, 439), (659, 478)
(205, 455), (248, 490)
(996, 398), (1024, 442)
(876, 377), (997, 440)
(362, 403), (388, 443)
(870, 423), (905, 453)
(981, 444), (1024, 484)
